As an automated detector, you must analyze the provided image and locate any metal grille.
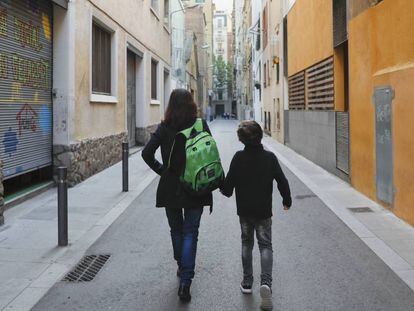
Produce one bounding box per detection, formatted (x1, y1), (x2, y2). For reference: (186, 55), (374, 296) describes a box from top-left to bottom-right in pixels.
(333, 0), (348, 47)
(348, 207), (374, 213)
(0, 0), (53, 179)
(336, 112), (349, 174)
(288, 71), (305, 110)
(306, 57), (334, 110)
(62, 254), (111, 282)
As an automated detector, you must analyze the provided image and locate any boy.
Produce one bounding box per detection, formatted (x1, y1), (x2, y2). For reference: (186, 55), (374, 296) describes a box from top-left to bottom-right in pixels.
(221, 121), (292, 311)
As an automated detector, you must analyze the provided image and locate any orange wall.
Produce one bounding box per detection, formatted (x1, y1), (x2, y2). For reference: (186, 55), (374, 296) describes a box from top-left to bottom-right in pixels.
(287, 0), (333, 76)
(349, 0), (414, 225)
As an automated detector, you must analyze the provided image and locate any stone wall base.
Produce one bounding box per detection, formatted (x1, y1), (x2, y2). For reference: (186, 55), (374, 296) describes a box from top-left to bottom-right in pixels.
(54, 132), (127, 187)
(0, 160), (4, 225)
(136, 124), (159, 145)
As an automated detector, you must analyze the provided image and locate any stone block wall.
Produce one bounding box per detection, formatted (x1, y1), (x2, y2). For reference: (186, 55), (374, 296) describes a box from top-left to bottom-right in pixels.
(0, 160), (4, 225)
(54, 132), (127, 187)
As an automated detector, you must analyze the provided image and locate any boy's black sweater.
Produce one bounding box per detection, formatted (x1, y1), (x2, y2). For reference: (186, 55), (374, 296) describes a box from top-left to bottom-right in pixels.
(221, 144), (292, 219)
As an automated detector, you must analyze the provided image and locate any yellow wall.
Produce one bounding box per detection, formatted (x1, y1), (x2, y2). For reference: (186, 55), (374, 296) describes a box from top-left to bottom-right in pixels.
(287, 0), (333, 76)
(349, 0), (414, 225)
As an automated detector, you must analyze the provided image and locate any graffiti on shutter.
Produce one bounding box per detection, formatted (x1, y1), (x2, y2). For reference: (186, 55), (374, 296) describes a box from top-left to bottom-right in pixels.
(0, 0), (53, 179)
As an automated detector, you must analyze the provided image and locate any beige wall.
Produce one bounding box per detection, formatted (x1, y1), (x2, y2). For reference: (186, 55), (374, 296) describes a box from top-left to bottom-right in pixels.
(262, 0), (283, 142)
(73, 0), (171, 141)
(349, 0), (414, 225)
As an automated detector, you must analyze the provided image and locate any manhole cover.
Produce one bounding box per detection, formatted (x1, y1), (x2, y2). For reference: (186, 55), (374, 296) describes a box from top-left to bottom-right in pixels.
(295, 194), (317, 200)
(62, 254), (111, 282)
(348, 207), (374, 213)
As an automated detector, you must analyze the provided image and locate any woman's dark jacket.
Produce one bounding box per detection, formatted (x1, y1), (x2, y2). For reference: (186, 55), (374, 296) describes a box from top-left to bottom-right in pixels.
(142, 120), (213, 209)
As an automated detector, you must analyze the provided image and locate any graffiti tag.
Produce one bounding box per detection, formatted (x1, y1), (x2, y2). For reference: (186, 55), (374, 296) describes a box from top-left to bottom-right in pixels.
(3, 127), (18, 156)
(14, 17), (42, 51)
(0, 7), (6, 36)
(12, 54), (49, 89)
(16, 104), (38, 135)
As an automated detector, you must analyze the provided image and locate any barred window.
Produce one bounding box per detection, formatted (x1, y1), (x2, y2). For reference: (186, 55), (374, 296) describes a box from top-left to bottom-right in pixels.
(92, 22), (111, 95)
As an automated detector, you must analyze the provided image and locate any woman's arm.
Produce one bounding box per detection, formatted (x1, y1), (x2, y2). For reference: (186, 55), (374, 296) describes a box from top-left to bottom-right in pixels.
(220, 153), (239, 197)
(169, 134), (186, 176)
(142, 125), (165, 176)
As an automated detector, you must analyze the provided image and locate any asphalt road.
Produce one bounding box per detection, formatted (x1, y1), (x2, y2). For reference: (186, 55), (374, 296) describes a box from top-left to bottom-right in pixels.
(33, 120), (414, 311)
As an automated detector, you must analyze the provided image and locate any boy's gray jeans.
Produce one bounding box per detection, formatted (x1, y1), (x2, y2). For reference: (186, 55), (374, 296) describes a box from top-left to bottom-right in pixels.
(239, 217), (273, 287)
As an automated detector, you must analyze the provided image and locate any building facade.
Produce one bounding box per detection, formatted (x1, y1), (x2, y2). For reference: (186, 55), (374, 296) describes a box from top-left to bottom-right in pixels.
(171, 0), (186, 90)
(348, 0), (414, 226)
(285, 0), (350, 181)
(212, 10), (231, 116)
(0, 0), (171, 223)
(261, 0), (284, 142)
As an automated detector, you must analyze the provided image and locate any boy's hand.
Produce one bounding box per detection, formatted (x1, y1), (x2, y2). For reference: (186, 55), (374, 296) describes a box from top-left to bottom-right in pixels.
(283, 205), (290, 211)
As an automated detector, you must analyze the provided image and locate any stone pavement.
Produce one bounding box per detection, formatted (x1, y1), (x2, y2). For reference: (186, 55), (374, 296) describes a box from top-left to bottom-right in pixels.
(32, 120), (414, 311)
(0, 149), (157, 310)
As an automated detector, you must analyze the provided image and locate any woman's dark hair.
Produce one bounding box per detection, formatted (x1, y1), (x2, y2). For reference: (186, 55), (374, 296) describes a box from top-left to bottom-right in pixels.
(164, 89), (197, 130)
(237, 121), (263, 146)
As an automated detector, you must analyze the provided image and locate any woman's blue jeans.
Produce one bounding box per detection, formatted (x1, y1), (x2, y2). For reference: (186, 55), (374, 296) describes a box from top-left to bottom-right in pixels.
(165, 207), (203, 286)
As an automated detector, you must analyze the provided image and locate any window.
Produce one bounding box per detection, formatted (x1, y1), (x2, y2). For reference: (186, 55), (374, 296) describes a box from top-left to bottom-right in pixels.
(218, 19), (223, 28)
(164, 0), (169, 26)
(151, 0), (159, 12)
(151, 59), (158, 100)
(262, 5), (268, 49)
(267, 60), (270, 85)
(264, 62), (267, 88)
(276, 62), (280, 84)
(92, 22), (111, 95)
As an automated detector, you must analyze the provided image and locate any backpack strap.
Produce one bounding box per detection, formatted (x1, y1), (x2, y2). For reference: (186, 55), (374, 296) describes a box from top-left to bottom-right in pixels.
(168, 119), (203, 168)
(179, 118), (204, 139)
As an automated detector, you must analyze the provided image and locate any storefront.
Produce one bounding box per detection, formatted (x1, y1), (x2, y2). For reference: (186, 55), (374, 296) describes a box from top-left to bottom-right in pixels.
(0, 0), (54, 203)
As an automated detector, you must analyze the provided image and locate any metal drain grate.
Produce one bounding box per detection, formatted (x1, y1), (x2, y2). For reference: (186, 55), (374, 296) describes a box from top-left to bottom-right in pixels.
(348, 207), (374, 213)
(62, 254), (111, 282)
(295, 194), (317, 200)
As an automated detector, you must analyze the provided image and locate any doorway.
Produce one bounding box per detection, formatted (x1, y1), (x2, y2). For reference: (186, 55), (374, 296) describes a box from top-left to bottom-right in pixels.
(215, 104), (224, 117)
(127, 50), (137, 147)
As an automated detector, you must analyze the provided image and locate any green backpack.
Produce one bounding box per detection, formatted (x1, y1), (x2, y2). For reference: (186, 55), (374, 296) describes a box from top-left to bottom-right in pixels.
(170, 118), (224, 196)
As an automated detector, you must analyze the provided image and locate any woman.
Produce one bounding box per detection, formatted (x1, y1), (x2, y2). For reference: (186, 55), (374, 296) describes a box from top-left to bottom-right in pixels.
(142, 89), (213, 303)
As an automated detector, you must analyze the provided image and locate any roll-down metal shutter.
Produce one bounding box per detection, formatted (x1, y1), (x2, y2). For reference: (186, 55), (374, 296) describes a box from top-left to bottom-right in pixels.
(0, 0), (53, 179)
(336, 112), (349, 174)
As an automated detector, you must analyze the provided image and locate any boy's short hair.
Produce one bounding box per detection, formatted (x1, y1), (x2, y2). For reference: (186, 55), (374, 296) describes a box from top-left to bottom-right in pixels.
(237, 121), (263, 146)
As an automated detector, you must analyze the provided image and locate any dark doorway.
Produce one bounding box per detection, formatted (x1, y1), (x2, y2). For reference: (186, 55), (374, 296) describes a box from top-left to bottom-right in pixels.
(215, 104), (225, 117)
(127, 50), (137, 147)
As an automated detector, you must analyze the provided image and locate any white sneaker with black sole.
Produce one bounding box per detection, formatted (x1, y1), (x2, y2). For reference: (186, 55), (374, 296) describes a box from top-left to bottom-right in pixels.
(260, 284), (273, 310)
(240, 282), (253, 294)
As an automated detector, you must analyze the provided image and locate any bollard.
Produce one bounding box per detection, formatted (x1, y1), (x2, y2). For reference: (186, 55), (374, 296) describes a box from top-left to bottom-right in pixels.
(57, 167), (68, 247)
(122, 142), (129, 192)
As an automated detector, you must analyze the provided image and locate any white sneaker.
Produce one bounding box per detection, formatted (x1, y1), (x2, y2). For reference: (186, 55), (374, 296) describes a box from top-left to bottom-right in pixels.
(260, 284), (273, 310)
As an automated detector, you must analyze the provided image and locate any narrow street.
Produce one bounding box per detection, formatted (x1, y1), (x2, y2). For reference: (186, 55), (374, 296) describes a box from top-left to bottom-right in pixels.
(32, 120), (414, 311)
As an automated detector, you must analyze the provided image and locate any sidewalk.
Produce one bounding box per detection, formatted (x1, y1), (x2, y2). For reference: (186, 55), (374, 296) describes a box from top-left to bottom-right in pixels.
(262, 136), (414, 291)
(0, 151), (157, 311)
